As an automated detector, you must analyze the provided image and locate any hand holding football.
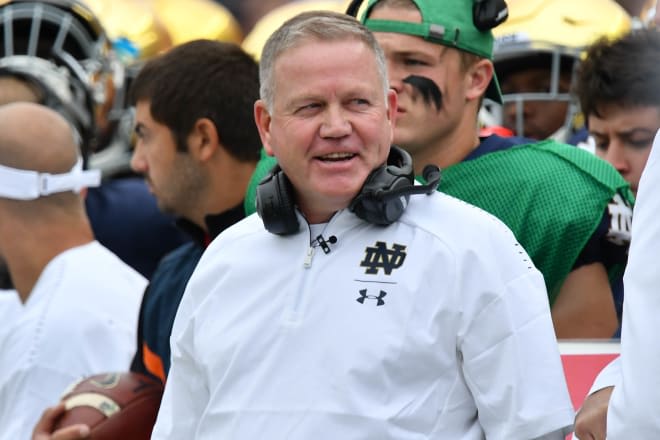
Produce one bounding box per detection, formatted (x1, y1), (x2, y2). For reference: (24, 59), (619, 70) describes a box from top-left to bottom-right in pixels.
(53, 372), (164, 440)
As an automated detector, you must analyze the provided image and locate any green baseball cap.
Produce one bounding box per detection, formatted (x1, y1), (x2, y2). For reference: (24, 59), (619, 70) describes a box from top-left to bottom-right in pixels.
(360, 0), (503, 103)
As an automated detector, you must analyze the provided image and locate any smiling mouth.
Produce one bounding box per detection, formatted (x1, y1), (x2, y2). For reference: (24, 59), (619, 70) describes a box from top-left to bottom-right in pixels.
(318, 152), (356, 162)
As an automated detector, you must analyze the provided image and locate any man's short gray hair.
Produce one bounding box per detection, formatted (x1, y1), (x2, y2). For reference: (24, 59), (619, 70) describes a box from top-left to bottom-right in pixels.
(259, 10), (389, 112)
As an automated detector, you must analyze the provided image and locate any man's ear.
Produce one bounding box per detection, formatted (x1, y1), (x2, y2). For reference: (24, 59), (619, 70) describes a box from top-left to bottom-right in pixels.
(254, 100), (275, 156)
(386, 89), (398, 138)
(467, 59), (494, 101)
(188, 118), (219, 161)
(386, 89), (397, 122)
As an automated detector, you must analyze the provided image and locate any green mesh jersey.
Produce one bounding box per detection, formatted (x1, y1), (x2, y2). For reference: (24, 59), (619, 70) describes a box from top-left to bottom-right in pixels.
(436, 140), (634, 305)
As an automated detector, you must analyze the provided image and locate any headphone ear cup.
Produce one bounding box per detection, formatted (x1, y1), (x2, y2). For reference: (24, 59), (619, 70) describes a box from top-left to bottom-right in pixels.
(473, 0), (508, 31)
(387, 145), (414, 177)
(351, 169), (411, 225)
(345, 0), (364, 17)
(349, 146), (415, 226)
(256, 166), (299, 235)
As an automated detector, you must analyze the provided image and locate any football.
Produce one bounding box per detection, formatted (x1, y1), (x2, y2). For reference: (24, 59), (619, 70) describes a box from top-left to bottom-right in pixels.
(53, 371), (164, 440)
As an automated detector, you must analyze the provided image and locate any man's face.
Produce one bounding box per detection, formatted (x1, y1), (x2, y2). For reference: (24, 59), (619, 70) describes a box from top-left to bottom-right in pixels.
(255, 39), (396, 224)
(499, 67), (573, 140)
(368, 5), (477, 165)
(588, 104), (660, 195)
(131, 100), (204, 217)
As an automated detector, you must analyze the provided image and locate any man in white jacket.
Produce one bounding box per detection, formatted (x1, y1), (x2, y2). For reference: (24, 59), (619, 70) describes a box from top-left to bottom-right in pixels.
(152, 10), (574, 439)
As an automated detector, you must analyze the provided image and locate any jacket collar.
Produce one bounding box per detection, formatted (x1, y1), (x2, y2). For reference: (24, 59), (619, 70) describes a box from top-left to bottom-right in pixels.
(176, 202), (246, 247)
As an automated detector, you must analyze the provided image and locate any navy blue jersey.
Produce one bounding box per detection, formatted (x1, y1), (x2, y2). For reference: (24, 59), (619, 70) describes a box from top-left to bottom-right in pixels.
(86, 177), (190, 279)
(130, 203), (246, 381)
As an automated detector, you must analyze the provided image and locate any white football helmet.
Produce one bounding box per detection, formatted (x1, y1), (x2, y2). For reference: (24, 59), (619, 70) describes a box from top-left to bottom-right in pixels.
(0, 0), (126, 171)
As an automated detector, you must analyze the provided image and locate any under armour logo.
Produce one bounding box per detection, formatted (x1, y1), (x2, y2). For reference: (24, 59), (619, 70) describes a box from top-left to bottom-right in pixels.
(360, 241), (407, 275)
(356, 289), (387, 306)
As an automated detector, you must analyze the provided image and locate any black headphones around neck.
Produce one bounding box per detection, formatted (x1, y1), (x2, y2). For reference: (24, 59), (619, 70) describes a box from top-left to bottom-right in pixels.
(256, 146), (441, 235)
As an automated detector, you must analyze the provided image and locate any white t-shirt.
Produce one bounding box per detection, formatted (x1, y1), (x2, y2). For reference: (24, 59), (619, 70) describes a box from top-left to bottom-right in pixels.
(153, 191), (574, 439)
(607, 129), (660, 437)
(0, 242), (146, 440)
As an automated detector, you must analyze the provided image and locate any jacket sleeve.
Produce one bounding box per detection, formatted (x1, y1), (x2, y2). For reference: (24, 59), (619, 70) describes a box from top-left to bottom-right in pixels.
(608, 129), (660, 436)
(151, 288), (208, 439)
(455, 222), (575, 439)
(462, 270), (574, 439)
(588, 356), (621, 395)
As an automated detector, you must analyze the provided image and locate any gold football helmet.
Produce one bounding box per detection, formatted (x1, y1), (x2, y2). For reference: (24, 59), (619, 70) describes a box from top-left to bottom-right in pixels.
(151, 0), (243, 46)
(242, 0), (347, 60)
(83, 0), (172, 61)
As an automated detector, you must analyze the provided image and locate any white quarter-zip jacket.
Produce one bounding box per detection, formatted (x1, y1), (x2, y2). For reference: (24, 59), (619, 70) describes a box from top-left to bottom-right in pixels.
(153, 190), (574, 439)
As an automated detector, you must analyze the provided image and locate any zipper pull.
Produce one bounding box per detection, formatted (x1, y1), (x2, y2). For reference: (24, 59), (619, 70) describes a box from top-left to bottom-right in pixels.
(303, 246), (315, 268)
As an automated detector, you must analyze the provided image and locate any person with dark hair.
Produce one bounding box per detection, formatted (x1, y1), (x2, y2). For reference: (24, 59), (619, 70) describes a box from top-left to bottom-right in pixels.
(126, 38), (263, 383)
(575, 27), (660, 196)
(571, 28), (660, 440)
(570, 27), (660, 337)
(32, 38), (268, 440)
(356, 0), (635, 339)
(151, 10), (573, 439)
